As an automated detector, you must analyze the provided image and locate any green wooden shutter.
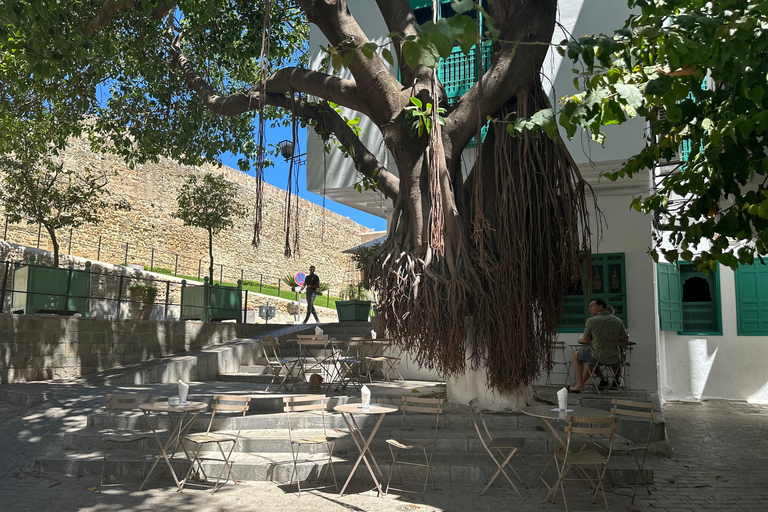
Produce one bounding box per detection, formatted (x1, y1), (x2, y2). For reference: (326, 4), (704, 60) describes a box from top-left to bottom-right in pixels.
(735, 263), (768, 335)
(657, 263), (683, 331)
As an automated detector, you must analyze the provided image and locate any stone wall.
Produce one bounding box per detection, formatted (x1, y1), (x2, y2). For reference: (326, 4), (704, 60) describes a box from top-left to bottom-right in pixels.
(0, 313), (275, 383)
(0, 137), (373, 292)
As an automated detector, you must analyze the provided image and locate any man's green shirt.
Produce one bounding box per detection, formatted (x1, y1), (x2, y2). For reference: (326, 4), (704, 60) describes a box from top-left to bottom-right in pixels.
(584, 311), (627, 365)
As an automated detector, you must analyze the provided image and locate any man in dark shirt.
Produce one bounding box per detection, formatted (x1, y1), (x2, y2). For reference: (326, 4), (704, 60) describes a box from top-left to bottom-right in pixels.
(300, 265), (320, 324)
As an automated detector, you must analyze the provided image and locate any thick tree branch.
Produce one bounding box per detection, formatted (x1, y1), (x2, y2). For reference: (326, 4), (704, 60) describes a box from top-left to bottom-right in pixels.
(170, 34), (367, 116)
(295, 0), (403, 125)
(375, 0), (433, 90)
(167, 35), (399, 201)
(85, 0), (176, 35)
(446, 0), (558, 159)
(298, 100), (400, 203)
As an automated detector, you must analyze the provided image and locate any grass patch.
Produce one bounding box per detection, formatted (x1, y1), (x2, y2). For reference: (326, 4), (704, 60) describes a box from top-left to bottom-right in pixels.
(147, 267), (342, 310)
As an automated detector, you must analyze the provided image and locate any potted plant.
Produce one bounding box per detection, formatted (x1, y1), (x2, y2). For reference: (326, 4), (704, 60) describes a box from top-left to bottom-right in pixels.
(336, 282), (372, 322)
(128, 284), (158, 320)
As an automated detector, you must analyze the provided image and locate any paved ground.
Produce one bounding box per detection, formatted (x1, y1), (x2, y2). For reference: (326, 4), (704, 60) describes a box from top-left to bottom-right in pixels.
(0, 392), (766, 511)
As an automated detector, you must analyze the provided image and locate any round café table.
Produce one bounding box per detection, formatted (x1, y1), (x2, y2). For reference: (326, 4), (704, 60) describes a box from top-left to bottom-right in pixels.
(333, 403), (398, 497)
(521, 405), (614, 500)
(138, 401), (207, 491)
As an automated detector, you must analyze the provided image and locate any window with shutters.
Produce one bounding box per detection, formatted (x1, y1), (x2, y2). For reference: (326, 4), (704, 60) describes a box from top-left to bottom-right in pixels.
(409, 1), (491, 145)
(735, 262), (768, 335)
(657, 262), (722, 335)
(558, 253), (627, 333)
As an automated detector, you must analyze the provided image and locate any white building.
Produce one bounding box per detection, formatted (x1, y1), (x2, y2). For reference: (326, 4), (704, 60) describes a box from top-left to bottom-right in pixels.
(305, 0), (768, 404)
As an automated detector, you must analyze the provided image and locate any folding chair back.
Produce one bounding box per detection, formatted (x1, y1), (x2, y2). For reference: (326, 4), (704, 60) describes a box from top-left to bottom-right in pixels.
(386, 396), (444, 498)
(550, 415), (620, 511)
(204, 394), (251, 435)
(610, 399), (656, 503)
(104, 393), (153, 438)
(546, 342), (572, 387)
(282, 395), (337, 495)
(101, 393), (153, 492)
(468, 398), (525, 497)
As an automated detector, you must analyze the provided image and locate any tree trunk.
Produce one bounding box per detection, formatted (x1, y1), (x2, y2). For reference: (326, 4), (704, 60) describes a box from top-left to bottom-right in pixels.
(46, 225), (60, 268)
(208, 227), (214, 285)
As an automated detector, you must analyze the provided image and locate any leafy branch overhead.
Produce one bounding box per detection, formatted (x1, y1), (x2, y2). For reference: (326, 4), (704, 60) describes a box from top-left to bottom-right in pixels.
(552, 0), (768, 271)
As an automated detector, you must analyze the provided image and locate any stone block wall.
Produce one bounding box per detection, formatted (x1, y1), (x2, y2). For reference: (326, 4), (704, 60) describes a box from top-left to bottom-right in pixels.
(0, 137), (374, 292)
(0, 313), (272, 383)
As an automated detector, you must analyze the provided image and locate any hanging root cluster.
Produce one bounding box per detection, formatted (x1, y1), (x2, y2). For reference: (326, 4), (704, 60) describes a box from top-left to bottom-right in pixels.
(368, 89), (592, 394)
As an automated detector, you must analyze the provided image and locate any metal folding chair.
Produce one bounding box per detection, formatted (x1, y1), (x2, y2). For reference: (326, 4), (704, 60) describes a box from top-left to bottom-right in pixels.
(546, 415), (620, 512)
(585, 340), (627, 395)
(468, 398), (525, 498)
(333, 340), (365, 391)
(282, 395), (338, 496)
(595, 399), (656, 503)
(385, 396), (443, 499)
(100, 393), (153, 492)
(365, 342), (404, 382)
(546, 342), (572, 387)
(180, 395), (251, 493)
(260, 336), (302, 392)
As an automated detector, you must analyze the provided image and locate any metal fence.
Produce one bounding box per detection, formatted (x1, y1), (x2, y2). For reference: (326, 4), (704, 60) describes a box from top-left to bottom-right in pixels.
(0, 257), (341, 322)
(0, 217), (348, 308)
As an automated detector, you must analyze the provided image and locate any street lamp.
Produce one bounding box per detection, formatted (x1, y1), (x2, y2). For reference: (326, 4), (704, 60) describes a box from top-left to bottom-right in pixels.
(278, 140), (295, 161)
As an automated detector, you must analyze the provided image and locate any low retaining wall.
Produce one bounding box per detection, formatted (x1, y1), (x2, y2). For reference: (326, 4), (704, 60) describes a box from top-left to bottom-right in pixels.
(0, 313), (276, 383)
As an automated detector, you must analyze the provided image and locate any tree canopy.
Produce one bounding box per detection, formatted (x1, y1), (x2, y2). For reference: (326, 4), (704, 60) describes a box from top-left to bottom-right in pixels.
(553, 0), (768, 271)
(0, 144), (110, 267)
(173, 172), (246, 284)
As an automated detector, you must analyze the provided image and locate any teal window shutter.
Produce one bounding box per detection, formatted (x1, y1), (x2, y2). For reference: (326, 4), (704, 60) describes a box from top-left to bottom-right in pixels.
(657, 263), (683, 331)
(735, 263), (768, 335)
(558, 252), (627, 332)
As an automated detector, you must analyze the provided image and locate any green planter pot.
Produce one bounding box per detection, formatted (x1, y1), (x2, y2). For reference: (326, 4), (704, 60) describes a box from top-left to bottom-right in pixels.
(11, 256), (91, 316)
(180, 278), (242, 322)
(336, 299), (372, 322)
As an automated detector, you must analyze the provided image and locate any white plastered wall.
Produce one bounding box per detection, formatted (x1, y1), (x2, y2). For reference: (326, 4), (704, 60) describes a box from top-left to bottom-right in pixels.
(658, 266), (768, 403)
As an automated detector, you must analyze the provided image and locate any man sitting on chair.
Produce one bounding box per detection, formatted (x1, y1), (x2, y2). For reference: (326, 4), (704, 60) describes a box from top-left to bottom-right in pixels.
(568, 298), (628, 392)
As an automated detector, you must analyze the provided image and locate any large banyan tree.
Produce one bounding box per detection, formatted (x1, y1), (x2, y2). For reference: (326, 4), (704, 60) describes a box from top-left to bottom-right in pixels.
(0, 0), (594, 393)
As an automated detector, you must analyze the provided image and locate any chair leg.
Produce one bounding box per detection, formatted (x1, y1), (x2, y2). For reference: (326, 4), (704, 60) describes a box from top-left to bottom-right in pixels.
(324, 440), (338, 492)
(289, 442), (301, 496)
(482, 447), (524, 499)
(631, 450), (652, 503)
(100, 441), (108, 493)
(385, 446), (400, 494)
(179, 443), (204, 492)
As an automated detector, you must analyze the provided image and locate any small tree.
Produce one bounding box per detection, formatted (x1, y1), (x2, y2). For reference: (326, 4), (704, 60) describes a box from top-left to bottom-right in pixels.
(0, 151), (109, 267)
(173, 173), (246, 285)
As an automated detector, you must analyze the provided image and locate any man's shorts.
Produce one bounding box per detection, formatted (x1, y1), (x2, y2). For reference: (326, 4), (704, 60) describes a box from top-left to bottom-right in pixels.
(577, 348), (597, 364)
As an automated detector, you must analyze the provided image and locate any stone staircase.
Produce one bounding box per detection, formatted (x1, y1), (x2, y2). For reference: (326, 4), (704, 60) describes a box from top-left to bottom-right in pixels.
(36, 392), (663, 488)
(217, 322), (375, 385)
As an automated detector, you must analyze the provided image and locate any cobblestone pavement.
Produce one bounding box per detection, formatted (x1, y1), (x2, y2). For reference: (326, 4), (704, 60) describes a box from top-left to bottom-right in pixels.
(0, 398), (766, 511)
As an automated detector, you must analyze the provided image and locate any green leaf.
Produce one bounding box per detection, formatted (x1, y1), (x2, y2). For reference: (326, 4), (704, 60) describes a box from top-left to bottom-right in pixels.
(381, 48), (394, 67)
(614, 84), (643, 108)
(450, 0), (474, 14)
(402, 40), (420, 69)
(645, 75), (674, 96)
(361, 42), (377, 60)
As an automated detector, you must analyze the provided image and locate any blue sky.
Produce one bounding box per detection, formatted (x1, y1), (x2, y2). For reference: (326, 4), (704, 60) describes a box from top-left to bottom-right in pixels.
(220, 124), (387, 232)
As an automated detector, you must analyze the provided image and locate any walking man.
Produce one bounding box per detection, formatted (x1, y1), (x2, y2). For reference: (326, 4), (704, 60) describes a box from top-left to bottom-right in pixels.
(300, 265), (320, 324)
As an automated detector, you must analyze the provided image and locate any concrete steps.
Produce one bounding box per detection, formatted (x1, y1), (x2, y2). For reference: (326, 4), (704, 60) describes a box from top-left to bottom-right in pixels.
(39, 391), (664, 487)
(37, 449), (649, 488)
